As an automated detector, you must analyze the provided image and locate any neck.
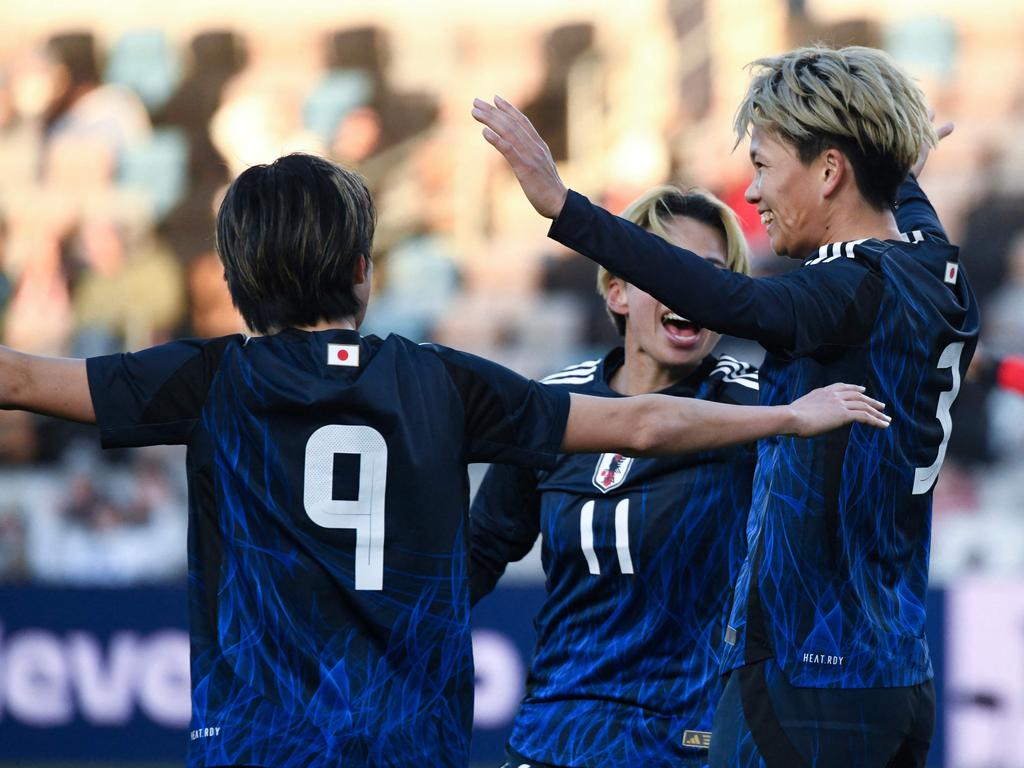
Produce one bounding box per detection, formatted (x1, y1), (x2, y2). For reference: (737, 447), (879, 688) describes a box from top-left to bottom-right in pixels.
(255, 317), (359, 336)
(817, 196), (901, 249)
(608, 342), (699, 396)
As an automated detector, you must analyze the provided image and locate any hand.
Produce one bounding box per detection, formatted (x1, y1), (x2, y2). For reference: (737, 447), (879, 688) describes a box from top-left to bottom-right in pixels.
(911, 111), (954, 179)
(788, 383), (890, 437)
(471, 95), (569, 219)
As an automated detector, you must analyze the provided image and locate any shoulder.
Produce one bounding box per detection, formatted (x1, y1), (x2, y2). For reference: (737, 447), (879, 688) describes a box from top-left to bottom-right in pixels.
(540, 358), (602, 389)
(707, 355), (759, 404)
(804, 239), (881, 270)
(708, 354), (758, 387)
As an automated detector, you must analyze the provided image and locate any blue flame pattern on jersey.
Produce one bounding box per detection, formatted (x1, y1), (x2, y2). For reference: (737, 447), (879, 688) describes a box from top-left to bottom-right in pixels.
(471, 349), (758, 767)
(721, 231), (978, 688)
(86, 329), (570, 768)
(547, 176), (979, 689)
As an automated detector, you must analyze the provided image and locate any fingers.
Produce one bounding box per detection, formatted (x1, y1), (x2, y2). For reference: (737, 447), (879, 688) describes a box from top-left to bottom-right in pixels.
(851, 409), (891, 428)
(844, 399), (891, 423)
(936, 122), (954, 141)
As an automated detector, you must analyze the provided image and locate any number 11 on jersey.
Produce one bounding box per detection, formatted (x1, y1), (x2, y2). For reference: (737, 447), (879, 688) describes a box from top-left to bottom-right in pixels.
(580, 499), (634, 576)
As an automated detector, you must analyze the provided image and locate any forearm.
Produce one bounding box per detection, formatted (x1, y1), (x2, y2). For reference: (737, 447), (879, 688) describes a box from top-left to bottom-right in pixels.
(632, 395), (795, 456)
(895, 174), (948, 242)
(549, 190), (793, 347)
(0, 347), (95, 423)
(468, 464), (541, 605)
(562, 392), (796, 456)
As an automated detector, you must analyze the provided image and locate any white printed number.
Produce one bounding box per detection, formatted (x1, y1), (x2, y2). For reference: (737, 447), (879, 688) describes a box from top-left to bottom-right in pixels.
(303, 425), (387, 590)
(580, 498), (634, 575)
(912, 341), (964, 495)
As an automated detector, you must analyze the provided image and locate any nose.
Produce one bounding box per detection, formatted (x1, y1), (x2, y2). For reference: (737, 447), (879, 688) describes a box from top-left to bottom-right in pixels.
(744, 177), (759, 205)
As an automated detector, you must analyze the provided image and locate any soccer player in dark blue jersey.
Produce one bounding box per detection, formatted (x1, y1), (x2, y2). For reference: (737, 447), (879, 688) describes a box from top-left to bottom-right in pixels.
(474, 44), (979, 768)
(0, 154), (889, 768)
(471, 185), (758, 768)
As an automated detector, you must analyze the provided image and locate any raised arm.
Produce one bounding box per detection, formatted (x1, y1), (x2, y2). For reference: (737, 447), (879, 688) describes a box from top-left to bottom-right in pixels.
(0, 347), (95, 423)
(472, 96), (877, 353)
(897, 119), (953, 241)
(561, 383), (889, 456)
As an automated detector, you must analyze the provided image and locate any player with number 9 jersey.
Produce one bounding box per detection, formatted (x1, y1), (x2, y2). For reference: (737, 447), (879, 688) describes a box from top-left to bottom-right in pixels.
(86, 328), (572, 767)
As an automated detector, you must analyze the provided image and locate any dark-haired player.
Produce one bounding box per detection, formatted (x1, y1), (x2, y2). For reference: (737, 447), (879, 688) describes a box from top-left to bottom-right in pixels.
(0, 153), (889, 768)
(474, 44), (978, 768)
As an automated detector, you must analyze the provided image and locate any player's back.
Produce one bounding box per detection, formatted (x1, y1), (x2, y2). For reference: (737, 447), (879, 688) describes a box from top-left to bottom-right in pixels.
(86, 328), (569, 768)
(723, 231), (979, 688)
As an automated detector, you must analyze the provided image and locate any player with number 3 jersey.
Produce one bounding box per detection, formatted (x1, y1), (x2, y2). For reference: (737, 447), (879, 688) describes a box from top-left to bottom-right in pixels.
(0, 154), (890, 768)
(473, 44), (979, 768)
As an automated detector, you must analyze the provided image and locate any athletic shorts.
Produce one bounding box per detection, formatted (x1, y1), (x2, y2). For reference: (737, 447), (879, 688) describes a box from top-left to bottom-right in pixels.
(501, 745), (709, 767)
(709, 657), (935, 768)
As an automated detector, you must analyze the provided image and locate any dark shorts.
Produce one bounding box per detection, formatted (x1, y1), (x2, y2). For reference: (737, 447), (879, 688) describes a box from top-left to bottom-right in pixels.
(502, 745), (709, 768)
(709, 658), (935, 768)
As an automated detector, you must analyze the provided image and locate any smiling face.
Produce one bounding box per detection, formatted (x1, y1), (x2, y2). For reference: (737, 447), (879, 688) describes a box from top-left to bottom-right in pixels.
(607, 216), (727, 373)
(745, 125), (827, 259)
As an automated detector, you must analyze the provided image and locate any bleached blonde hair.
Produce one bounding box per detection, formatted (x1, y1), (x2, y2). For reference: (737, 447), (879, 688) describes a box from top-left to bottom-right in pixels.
(734, 45), (936, 208)
(598, 185), (750, 335)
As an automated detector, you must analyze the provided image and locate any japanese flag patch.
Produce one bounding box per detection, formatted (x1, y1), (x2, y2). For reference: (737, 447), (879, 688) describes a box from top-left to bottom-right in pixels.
(327, 343), (360, 367)
(944, 262), (959, 285)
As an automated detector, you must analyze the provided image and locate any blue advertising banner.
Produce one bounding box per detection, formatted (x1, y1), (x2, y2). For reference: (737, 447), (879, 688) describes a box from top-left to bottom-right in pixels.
(0, 584), (947, 766)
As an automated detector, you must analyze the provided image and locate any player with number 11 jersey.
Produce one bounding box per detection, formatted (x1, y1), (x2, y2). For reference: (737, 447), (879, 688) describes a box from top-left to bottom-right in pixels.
(471, 186), (759, 768)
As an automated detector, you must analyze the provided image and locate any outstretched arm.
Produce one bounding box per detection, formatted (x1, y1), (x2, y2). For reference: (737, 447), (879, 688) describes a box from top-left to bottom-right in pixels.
(561, 383), (889, 456)
(0, 347), (94, 423)
(472, 96), (878, 354)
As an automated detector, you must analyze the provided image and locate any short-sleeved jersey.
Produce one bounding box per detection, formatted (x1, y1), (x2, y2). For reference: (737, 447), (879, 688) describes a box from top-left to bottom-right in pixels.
(470, 349), (758, 766)
(86, 328), (570, 768)
(548, 177), (980, 688)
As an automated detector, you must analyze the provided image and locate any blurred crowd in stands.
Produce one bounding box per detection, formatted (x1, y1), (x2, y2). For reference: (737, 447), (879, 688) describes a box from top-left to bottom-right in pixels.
(0, 12), (1022, 586)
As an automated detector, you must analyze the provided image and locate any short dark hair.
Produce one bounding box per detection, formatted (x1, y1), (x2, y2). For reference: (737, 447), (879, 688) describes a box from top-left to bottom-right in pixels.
(215, 153), (376, 334)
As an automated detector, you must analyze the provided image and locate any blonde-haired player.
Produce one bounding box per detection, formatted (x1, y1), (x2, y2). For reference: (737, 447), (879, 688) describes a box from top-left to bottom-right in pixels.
(472, 186), (756, 768)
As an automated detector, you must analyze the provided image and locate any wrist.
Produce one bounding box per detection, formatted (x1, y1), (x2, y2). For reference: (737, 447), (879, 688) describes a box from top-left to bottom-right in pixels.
(780, 404), (802, 437)
(548, 186), (569, 220)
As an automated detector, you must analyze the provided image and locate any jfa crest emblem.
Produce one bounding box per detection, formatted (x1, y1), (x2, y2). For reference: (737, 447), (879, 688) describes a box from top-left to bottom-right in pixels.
(592, 453), (634, 493)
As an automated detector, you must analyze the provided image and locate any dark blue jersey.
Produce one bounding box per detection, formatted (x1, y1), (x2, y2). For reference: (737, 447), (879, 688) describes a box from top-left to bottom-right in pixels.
(548, 177), (979, 688)
(86, 329), (570, 768)
(470, 349), (758, 766)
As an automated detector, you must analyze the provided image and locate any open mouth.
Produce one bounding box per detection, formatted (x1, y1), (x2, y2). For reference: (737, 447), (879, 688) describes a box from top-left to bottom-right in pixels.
(661, 311), (702, 344)
(760, 210), (774, 227)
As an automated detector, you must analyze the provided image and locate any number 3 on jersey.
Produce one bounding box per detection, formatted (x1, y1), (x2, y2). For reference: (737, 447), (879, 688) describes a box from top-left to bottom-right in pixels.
(913, 341), (964, 495)
(304, 425), (387, 590)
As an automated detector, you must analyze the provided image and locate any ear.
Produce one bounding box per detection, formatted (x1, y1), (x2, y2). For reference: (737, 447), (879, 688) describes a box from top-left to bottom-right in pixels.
(605, 277), (629, 321)
(352, 254), (370, 286)
(820, 147), (847, 199)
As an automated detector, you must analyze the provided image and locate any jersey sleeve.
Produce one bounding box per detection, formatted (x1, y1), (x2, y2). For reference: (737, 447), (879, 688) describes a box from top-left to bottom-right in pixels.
(426, 345), (571, 466)
(895, 174), (948, 243)
(469, 463), (542, 604)
(549, 190), (882, 357)
(86, 336), (237, 448)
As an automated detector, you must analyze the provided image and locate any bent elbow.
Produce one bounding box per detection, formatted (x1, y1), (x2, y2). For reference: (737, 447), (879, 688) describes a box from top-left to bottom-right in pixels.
(627, 400), (663, 456)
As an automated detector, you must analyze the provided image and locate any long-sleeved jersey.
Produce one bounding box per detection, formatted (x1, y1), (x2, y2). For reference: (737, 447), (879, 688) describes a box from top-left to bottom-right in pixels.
(547, 177), (979, 688)
(471, 349), (758, 766)
(86, 329), (570, 768)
